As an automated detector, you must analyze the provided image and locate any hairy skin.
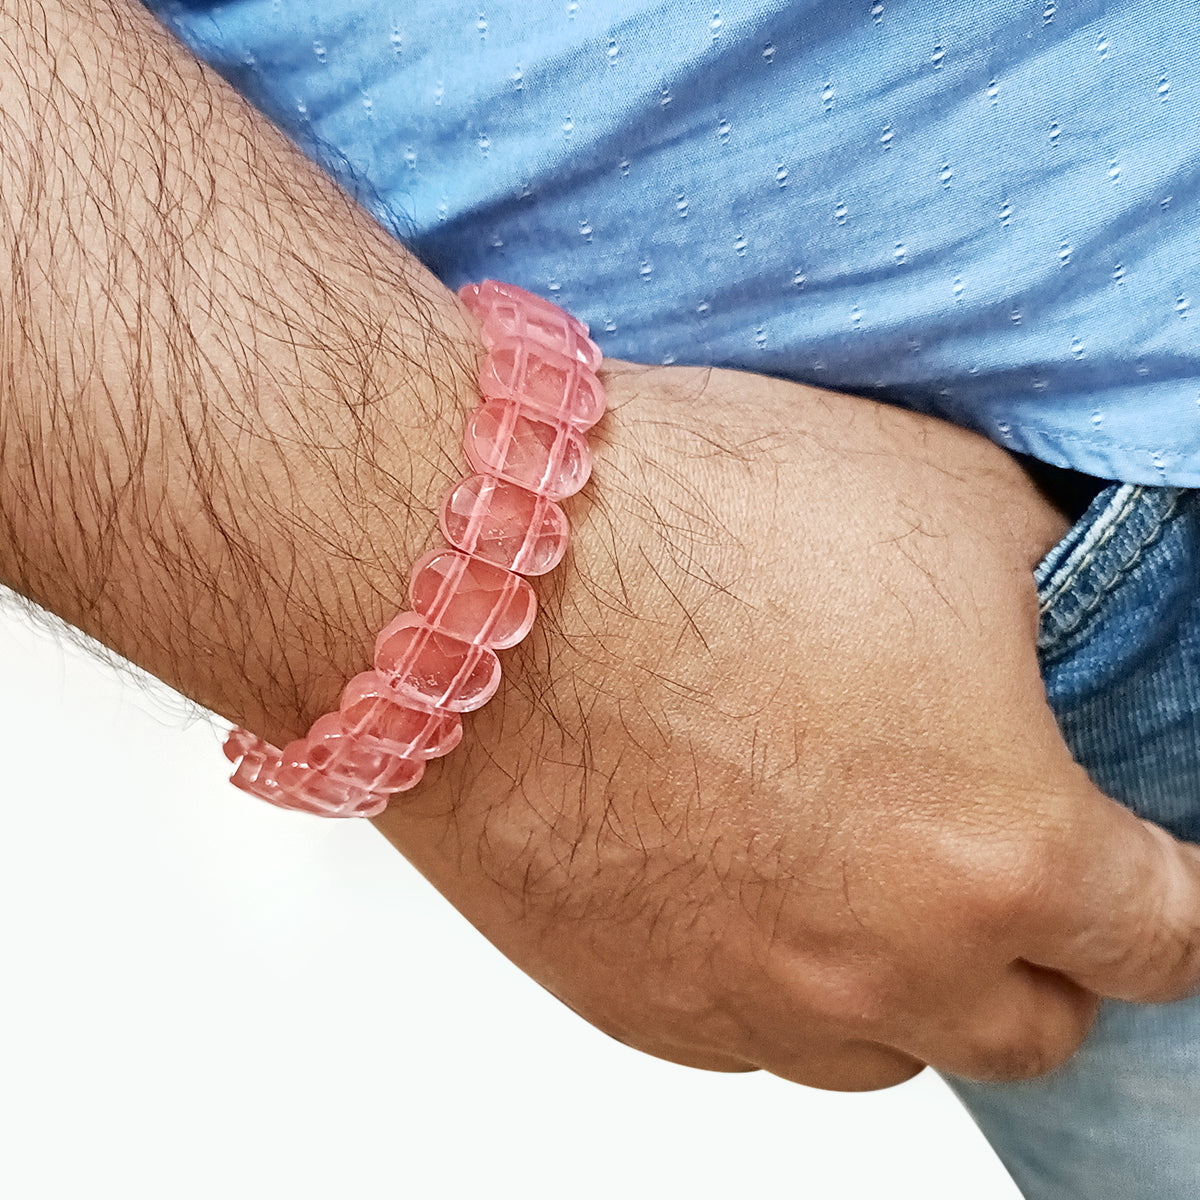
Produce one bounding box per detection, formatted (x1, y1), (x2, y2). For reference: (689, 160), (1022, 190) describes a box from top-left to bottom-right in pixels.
(385, 366), (1200, 1089)
(5, 0), (1200, 1093)
(0, 0), (472, 743)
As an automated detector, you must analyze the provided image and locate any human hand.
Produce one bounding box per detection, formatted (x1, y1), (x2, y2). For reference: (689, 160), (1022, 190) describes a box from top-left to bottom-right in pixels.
(375, 360), (1200, 1090)
(4, 0), (1194, 1095)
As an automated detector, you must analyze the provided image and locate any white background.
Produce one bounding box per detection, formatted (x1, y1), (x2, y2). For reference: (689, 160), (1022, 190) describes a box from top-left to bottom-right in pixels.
(0, 595), (1019, 1200)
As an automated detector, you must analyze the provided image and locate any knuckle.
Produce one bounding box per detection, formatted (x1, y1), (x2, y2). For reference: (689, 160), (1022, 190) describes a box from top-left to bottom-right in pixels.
(962, 1007), (1086, 1082)
(1142, 838), (1200, 1000)
(770, 1048), (923, 1093)
(799, 966), (899, 1035)
(957, 833), (1060, 933)
(964, 1029), (1059, 1082)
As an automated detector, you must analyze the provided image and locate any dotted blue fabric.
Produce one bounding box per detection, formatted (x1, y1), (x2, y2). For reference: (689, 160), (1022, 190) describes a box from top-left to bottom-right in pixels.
(146, 0), (1200, 485)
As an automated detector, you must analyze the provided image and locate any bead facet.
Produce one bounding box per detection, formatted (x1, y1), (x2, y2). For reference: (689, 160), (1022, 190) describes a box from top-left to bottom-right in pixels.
(374, 612), (502, 711)
(300, 711), (427, 793)
(464, 399), (592, 500)
(440, 473), (569, 575)
(408, 548), (537, 648)
(459, 280), (602, 369)
(479, 338), (606, 431)
(224, 728), (394, 817)
(339, 670), (464, 757)
(224, 729), (286, 805)
(275, 738), (394, 817)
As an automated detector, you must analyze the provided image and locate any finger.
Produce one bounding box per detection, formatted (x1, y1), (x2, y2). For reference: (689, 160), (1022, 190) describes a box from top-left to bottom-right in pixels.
(760, 1040), (925, 1093)
(892, 963), (1100, 1082)
(1019, 782), (1200, 1003)
(599, 1016), (922, 1090)
(595, 1020), (920, 1089)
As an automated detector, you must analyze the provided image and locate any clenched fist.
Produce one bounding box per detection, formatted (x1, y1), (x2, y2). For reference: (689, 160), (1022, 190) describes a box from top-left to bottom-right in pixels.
(3, 0), (1194, 1094)
(376, 360), (1200, 1090)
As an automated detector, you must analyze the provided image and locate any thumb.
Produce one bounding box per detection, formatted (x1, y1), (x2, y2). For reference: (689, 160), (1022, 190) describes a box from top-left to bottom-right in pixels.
(1020, 782), (1200, 1004)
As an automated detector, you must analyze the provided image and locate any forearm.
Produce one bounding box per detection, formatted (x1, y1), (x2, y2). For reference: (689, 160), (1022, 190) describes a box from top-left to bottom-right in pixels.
(0, 0), (477, 745)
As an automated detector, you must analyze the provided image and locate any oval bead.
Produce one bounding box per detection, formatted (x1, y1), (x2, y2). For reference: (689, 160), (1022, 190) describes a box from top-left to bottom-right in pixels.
(339, 670), (463, 758)
(439, 474), (569, 575)
(224, 729), (288, 806)
(464, 400), (591, 501)
(301, 712), (427, 793)
(374, 612), (502, 712)
(274, 738), (393, 817)
(479, 338), (606, 431)
(408, 548), (536, 649)
(459, 280), (602, 370)
(459, 279), (594, 338)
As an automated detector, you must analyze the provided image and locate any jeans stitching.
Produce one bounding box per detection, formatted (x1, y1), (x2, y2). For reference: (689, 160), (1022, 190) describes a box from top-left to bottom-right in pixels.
(1038, 487), (1142, 614)
(1039, 488), (1182, 646)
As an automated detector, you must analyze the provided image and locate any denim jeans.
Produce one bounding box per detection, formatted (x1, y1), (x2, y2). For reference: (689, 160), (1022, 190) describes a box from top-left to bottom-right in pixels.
(946, 483), (1200, 1198)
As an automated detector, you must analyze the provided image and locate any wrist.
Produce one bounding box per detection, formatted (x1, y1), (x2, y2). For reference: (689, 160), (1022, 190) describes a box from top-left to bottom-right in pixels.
(218, 285), (482, 746)
(224, 281), (615, 814)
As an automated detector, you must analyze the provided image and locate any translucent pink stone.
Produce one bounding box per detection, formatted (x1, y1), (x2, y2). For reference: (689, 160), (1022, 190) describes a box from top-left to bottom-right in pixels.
(275, 737), (396, 817)
(224, 728), (391, 817)
(479, 338), (606, 431)
(439, 473), (569, 575)
(408, 548), (537, 648)
(224, 728), (286, 805)
(299, 712), (426, 792)
(339, 670), (463, 758)
(374, 612), (502, 711)
(464, 399), (592, 501)
(459, 280), (602, 370)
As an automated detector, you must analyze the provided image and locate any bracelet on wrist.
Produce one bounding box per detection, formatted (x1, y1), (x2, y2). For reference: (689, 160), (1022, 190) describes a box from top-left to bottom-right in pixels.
(221, 281), (605, 818)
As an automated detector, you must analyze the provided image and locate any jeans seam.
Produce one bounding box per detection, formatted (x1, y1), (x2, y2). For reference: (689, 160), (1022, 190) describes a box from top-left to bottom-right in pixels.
(1039, 488), (1182, 645)
(1038, 487), (1142, 614)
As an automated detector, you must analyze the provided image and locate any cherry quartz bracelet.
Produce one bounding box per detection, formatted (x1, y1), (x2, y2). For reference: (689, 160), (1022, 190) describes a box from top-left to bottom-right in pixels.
(222, 281), (605, 817)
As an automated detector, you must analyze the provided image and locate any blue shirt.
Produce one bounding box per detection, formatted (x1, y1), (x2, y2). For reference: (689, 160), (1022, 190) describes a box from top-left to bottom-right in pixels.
(147, 0), (1200, 485)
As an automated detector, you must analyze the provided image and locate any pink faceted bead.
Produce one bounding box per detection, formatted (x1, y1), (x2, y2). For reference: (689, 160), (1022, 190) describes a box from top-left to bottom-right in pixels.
(225, 728), (390, 817)
(464, 399), (592, 501)
(339, 670), (463, 758)
(439, 473), (569, 575)
(459, 280), (602, 369)
(224, 728), (286, 805)
(275, 737), (395, 817)
(375, 612), (502, 711)
(479, 338), (606, 431)
(300, 711), (426, 792)
(408, 548), (537, 649)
